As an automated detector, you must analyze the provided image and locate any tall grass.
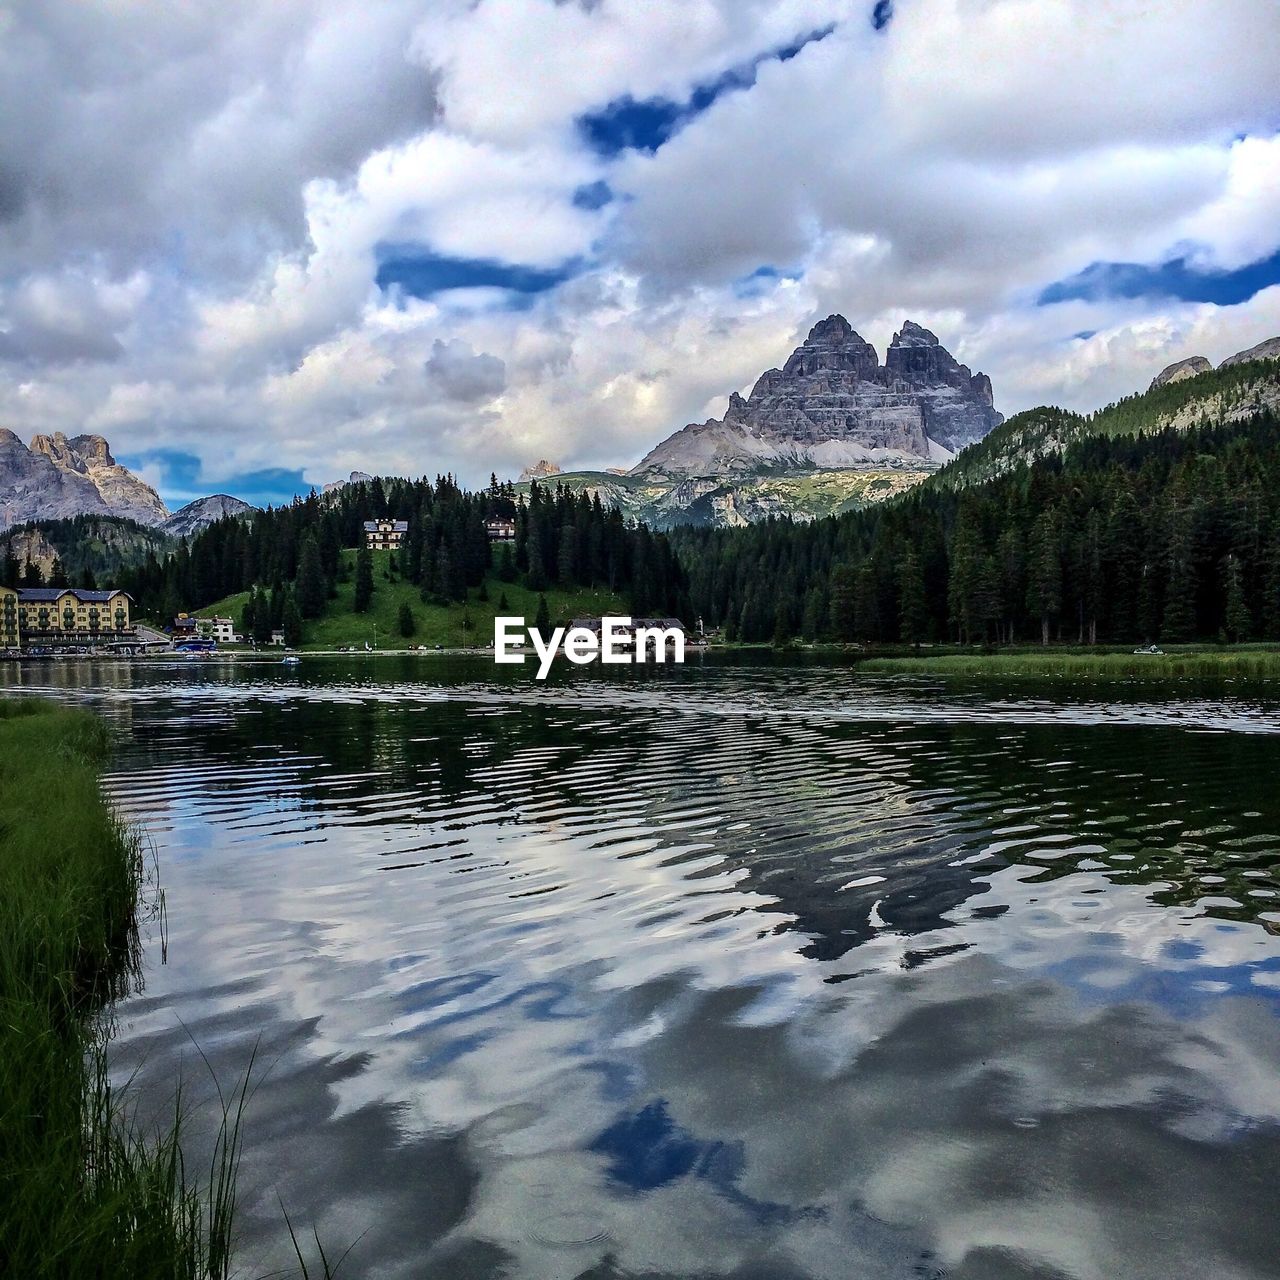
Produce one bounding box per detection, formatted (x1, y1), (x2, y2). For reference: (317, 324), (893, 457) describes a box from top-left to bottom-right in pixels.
(859, 648), (1280, 679)
(0, 698), (244, 1278)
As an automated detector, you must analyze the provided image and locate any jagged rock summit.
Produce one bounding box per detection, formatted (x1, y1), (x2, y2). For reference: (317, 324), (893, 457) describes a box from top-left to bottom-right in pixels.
(520, 459), (563, 482)
(161, 494), (255, 539)
(631, 316), (1002, 479)
(0, 430), (168, 530)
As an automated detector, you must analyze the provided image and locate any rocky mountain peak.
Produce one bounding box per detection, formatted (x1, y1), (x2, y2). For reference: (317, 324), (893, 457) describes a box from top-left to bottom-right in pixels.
(519, 459), (563, 482)
(1150, 356), (1212, 390)
(891, 320), (941, 348)
(806, 314), (854, 343)
(70, 434), (114, 466)
(0, 430), (168, 530)
(160, 493), (255, 538)
(631, 312), (1003, 480)
(781, 314), (879, 380)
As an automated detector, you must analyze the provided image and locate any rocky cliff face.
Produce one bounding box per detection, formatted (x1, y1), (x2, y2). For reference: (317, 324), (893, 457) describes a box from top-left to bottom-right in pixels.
(631, 316), (1002, 479)
(1150, 356), (1212, 389)
(160, 494), (254, 539)
(0, 430), (169, 530)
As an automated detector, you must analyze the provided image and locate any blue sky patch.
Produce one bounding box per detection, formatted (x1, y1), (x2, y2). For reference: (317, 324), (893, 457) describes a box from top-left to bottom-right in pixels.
(571, 180), (615, 210)
(203, 467), (308, 509)
(376, 247), (581, 300)
(119, 447), (203, 496)
(733, 264), (802, 298)
(1038, 248), (1280, 308)
(119, 449), (309, 509)
(578, 25), (835, 158)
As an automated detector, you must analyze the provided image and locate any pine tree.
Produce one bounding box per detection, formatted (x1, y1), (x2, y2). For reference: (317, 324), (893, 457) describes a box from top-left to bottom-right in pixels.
(296, 534), (327, 619)
(397, 601), (415, 638)
(534, 593), (550, 635)
(829, 564), (857, 642)
(898, 550), (928, 647)
(1224, 554), (1251, 643)
(1026, 511), (1062, 646)
(281, 591), (304, 647)
(48, 557), (69, 588)
(354, 545), (374, 613)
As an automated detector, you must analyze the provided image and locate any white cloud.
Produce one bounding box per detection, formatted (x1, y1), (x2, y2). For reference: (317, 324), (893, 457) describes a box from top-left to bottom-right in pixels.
(0, 0), (1278, 497)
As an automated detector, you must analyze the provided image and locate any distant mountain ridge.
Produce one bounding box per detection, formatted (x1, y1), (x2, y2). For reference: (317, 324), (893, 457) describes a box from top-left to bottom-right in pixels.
(633, 316), (1003, 479)
(937, 335), (1280, 490)
(0, 430), (256, 535)
(161, 494), (254, 538)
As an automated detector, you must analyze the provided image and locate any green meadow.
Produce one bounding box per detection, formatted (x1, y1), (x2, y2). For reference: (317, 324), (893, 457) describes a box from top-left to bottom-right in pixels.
(203, 548), (626, 651)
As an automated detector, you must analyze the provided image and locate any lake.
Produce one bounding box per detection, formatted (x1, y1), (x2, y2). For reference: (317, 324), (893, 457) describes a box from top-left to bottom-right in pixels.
(11, 655), (1280, 1279)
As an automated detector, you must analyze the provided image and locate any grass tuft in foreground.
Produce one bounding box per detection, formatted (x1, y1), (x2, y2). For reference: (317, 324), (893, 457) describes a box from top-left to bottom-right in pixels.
(0, 697), (244, 1278)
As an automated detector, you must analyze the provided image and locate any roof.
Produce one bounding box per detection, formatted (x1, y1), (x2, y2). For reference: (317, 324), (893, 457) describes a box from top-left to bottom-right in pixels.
(363, 519), (408, 532)
(17, 588), (130, 603)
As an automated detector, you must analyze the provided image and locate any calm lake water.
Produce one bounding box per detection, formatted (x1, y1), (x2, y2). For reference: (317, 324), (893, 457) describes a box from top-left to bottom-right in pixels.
(10, 655), (1280, 1279)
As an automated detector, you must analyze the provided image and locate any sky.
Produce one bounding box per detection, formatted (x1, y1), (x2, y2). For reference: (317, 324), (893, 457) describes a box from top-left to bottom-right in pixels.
(0, 0), (1278, 509)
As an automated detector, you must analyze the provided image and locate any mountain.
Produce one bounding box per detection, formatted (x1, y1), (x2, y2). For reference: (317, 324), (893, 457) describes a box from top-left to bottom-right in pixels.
(160, 494), (254, 539)
(1220, 336), (1280, 369)
(633, 316), (1002, 479)
(1150, 356), (1211, 389)
(519, 459), (562, 481)
(0, 430), (168, 530)
(2, 515), (174, 582)
(323, 470), (373, 494)
(936, 335), (1280, 489)
(515, 466), (928, 531)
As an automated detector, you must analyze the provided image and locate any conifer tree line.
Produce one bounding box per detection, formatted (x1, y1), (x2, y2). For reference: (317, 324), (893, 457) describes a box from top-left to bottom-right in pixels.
(671, 409), (1280, 646)
(118, 474), (687, 625)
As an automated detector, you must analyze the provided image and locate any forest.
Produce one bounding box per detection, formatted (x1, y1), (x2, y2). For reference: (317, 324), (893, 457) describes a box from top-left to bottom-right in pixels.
(7, 404), (1280, 652)
(108, 474), (688, 633)
(671, 407), (1280, 646)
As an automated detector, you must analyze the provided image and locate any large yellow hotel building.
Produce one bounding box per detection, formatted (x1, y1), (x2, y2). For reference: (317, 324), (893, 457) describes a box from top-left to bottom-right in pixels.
(0, 586), (134, 651)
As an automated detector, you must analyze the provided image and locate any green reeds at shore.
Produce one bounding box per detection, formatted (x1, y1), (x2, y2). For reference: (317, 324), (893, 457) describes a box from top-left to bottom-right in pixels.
(859, 647), (1280, 679)
(0, 698), (241, 1278)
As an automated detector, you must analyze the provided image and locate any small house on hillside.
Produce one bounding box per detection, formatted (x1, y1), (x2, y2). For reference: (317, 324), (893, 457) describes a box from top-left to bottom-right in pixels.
(364, 518), (408, 551)
(485, 518), (516, 543)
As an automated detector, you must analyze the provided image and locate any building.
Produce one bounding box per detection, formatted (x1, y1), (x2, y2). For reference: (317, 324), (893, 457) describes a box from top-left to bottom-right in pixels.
(1, 585), (19, 650)
(15, 588), (134, 649)
(485, 518), (516, 543)
(209, 616), (238, 644)
(364, 518), (408, 551)
(566, 616), (686, 657)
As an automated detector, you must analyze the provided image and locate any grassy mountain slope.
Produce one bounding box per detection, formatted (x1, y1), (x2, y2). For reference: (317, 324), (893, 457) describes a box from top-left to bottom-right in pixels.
(935, 357), (1280, 489)
(200, 548), (626, 650)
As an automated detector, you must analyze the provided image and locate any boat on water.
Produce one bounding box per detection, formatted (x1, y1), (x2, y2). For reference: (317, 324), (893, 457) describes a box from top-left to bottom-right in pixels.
(281, 655), (302, 665)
